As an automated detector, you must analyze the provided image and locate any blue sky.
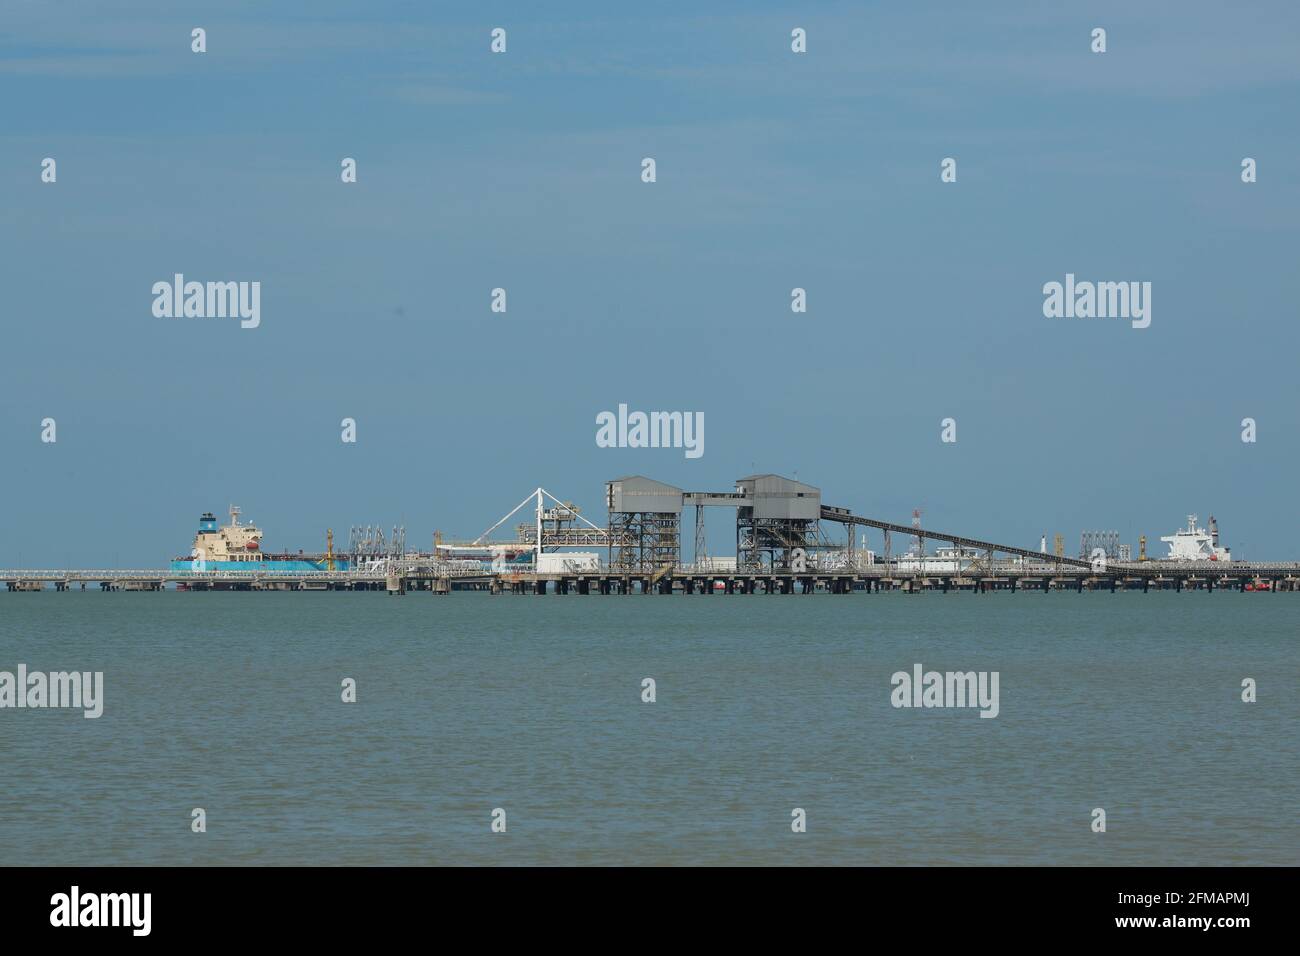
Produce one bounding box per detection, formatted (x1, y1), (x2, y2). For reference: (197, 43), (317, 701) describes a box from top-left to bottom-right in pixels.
(2, 0), (1298, 565)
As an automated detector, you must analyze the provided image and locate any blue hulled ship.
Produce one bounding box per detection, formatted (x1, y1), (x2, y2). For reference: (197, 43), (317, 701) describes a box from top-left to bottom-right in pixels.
(170, 506), (348, 572)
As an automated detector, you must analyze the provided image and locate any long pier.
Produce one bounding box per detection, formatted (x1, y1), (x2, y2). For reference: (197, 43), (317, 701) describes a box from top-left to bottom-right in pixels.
(471, 563), (1300, 594)
(4, 563), (1300, 594)
(14, 480), (1279, 596)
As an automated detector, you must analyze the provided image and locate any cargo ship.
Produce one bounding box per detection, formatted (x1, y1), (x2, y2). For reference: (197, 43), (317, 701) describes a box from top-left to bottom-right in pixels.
(170, 506), (349, 572)
(1159, 514), (1231, 562)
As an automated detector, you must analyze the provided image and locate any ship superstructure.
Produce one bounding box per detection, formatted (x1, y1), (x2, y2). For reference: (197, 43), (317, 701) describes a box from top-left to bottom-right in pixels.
(1160, 514), (1231, 562)
(895, 545), (983, 574)
(170, 505), (350, 572)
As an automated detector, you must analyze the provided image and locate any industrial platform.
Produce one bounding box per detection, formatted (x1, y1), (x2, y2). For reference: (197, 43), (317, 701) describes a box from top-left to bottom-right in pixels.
(5, 474), (1295, 595)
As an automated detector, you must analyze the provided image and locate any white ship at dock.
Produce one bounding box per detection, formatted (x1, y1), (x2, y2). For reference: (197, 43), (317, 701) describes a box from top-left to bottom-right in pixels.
(1160, 515), (1231, 562)
(895, 545), (985, 574)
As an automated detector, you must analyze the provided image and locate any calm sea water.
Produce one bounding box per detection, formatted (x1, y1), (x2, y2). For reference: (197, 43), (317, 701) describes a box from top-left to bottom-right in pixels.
(0, 590), (1295, 866)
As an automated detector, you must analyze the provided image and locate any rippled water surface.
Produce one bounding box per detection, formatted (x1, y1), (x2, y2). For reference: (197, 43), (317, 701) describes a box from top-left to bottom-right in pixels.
(1, 590), (1295, 865)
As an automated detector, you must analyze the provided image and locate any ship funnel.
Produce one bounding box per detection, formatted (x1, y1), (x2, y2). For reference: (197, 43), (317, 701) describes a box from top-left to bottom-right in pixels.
(1209, 515), (1219, 546)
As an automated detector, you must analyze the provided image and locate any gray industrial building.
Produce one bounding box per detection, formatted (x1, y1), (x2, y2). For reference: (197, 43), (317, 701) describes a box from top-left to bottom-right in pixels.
(604, 476), (684, 571)
(604, 473), (823, 572)
(734, 474), (821, 570)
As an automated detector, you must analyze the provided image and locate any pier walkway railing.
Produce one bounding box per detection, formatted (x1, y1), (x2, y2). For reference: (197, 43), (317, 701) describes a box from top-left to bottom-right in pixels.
(6, 560), (1300, 585)
(0, 565), (491, 583)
